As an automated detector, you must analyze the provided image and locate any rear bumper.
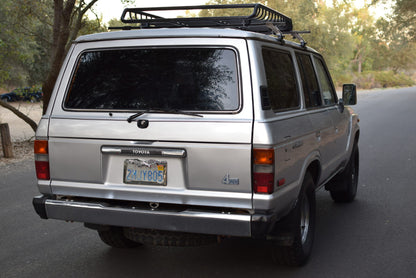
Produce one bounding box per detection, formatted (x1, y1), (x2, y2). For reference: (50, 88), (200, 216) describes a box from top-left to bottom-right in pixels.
(33, 195), (268, 237)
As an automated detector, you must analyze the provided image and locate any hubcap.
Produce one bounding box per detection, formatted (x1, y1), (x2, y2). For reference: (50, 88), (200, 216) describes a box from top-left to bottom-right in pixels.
(300, 196), (310, 244)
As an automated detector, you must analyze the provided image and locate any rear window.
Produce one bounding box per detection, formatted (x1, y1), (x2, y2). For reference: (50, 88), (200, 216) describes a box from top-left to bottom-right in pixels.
(65, 48), (239, 111)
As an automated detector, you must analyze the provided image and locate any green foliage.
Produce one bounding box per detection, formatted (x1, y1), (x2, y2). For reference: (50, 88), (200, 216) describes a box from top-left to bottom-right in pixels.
(107, 18), (140, 29)
(0, 0), (108, 89)
(373, 71), (415, 87)
(203, 0), (355, 78)
(108, 18), (123, 28)
(205, 0), (415, 88)
(392, 0), (416, 42)
(1, 0), (415, 91)
(78, 17), (107, 36)
(0, 0), (40, 86)
(0, 1), (53, 87)
(375, 17), (416, 73)
(334, 71), (415, 89)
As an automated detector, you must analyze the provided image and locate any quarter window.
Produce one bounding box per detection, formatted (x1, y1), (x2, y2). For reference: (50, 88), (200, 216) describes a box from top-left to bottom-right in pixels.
(296, 54), (321, 108)
(262, 48), (300, 111)
(314, 57), (337, 105)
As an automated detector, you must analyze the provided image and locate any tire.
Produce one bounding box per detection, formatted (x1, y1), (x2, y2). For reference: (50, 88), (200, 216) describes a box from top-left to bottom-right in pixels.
(329, 144), (359, 203)
(98, 226), (142, 248)
(272, 172), (316, 266)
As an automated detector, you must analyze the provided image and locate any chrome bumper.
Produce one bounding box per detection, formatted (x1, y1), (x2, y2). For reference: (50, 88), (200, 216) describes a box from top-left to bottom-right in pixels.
(33, 195), (252, 237)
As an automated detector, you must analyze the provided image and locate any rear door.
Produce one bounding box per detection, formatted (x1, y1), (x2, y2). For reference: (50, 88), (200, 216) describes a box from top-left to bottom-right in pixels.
(47, 37), (254, 209)
(259, 47), (306, 191)
(296, 52), (334, 181)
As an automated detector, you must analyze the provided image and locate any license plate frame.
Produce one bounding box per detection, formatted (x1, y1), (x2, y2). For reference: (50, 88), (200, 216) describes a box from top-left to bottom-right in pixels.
(123, 159), (167, 186)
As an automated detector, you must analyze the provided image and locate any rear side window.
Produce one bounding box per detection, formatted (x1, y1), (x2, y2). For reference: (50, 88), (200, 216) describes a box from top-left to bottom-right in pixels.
(65, 48), (239, 111)
(262, 48), (300, 111)
(296, 53), (321, 108)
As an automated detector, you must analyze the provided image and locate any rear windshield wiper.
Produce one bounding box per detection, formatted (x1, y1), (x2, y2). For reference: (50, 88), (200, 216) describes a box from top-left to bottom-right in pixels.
(127, 109), (203, 123)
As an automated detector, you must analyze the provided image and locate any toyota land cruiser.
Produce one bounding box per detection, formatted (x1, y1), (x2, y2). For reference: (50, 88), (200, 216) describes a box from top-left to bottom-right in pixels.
(33, 4), (360, 266)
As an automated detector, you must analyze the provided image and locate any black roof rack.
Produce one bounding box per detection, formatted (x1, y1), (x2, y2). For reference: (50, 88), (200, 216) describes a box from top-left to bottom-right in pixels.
(110, 4), (310, 47)
(115, 4), (293, 34)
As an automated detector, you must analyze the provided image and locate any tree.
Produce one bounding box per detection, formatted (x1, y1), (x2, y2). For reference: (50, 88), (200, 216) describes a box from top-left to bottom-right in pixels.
(41, 0), (95, 114)
(307, 1), (354, 77)
(41, 0), (136, 114)
(350, 7), (377, 73)
(0, 1), (52, 132)
(0, 0), (131, 133)
(391, 0), (415, 42)
(0, 1), (49, 87)
(369, 0), (416, 73)
(375, 17), (416, 73)
(203, 0), (355, 83)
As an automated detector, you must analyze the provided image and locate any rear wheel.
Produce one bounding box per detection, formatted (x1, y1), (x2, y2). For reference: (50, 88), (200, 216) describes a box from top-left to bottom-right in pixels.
(272, 172), (316, 266)
(98, 226), (142, 248)
(329, 145), (359, 203)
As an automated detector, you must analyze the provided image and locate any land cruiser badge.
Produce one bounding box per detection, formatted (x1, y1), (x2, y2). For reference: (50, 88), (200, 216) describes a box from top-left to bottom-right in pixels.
(222, 174), (239, 185)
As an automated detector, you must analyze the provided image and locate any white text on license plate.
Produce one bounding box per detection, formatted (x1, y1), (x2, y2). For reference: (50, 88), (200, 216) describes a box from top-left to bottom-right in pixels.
(124, 159), (167, 186)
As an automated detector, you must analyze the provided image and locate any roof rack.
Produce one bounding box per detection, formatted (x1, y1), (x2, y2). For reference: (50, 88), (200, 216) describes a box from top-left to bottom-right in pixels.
(115, 4), (292, 33)
(110, 4), (309, 47)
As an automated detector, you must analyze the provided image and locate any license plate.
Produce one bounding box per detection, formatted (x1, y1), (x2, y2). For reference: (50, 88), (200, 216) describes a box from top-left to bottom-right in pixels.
(123, 159), (167, 186)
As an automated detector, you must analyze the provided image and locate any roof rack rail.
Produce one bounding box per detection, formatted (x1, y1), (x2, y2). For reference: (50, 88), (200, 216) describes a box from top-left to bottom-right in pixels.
(113, 4), (293, 34)
(266, 22), (310, 47)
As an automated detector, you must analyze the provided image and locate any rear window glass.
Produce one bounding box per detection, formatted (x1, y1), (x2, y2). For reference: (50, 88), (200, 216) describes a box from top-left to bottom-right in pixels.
(65, 48), (239, 111)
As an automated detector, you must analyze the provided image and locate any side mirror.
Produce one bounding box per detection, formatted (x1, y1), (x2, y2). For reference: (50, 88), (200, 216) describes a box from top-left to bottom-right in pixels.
(342, 84), (357, 105)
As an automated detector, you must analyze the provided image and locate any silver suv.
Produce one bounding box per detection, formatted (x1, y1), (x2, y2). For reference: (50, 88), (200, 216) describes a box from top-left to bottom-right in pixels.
(33, 4), (359, 266)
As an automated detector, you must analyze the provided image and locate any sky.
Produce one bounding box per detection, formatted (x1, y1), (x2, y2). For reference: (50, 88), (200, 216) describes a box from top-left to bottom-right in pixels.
(91, 0), (392, 24)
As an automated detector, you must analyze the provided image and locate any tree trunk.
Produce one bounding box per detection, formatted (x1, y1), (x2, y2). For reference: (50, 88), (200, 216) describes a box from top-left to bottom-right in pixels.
(42, 0), (100, 115)
(42, 0), (76, 115)
(358, 58), (362, 73)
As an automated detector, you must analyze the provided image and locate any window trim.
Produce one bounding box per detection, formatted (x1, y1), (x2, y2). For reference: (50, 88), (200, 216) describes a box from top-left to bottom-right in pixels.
(62, 45), (243, 114)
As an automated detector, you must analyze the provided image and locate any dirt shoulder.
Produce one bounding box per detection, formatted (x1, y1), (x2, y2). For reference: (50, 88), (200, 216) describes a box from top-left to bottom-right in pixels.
(0, 140), (34, 167)
(0, 102), (41, 166)
(0, 101), (42, 140)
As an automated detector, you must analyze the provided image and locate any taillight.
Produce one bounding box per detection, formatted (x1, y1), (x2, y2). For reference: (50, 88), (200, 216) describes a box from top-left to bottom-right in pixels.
(34, 140), (50, 180)
(253, 148), (274, 194)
